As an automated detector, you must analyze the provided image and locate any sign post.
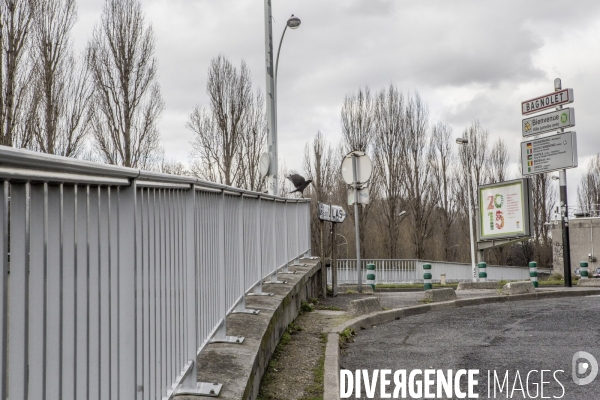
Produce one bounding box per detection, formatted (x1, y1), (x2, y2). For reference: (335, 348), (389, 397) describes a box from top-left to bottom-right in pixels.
(341, 151), (372, 293)
(554, 78), (573, 287)
(519, 78), (576, 287)
(318, 202), (346, 296)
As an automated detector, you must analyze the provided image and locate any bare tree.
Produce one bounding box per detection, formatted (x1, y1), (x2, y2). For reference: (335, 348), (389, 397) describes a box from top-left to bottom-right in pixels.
(373, 84), (404, 258)
(0, 0), (36, 148)
(530, 173), (556, 268)
(488, 137), (509, 183)
(29, 0), (91, 156)
(578, 153), (600, 215)
(303, 132), (338, 257)
(401, 94), (438, 259)
(340, 87), (376, 257)
(188, 56), (259, 187)
(87, 0), (164, 168)
(432, 122), (459, 260)
(236, 90), (266, 191)
(341, 87), (374, 153)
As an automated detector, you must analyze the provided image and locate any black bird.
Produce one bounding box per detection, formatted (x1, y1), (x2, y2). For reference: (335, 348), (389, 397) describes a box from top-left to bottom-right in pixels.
(287, 174), (313, 197)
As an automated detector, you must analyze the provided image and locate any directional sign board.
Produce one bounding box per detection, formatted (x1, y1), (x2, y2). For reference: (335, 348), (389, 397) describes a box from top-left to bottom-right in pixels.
(522, 108), (575, 137)
(318, 202), (346, 223)
(521, 131), (578, 175)
(318, 202), (331, 221)
(521, 88), (573, 115)
(330, 205), (347, 223)
(477, 178), (533, 241)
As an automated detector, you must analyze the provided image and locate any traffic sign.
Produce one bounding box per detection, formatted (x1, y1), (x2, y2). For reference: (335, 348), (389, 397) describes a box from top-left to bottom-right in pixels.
(521, 131), (578, 175)
(318, 202), (331, 221)
(347, 188), (369, 205)
(318, 202), (346, 223)
(330, 205), (347, 223)
(341, 151), (372, 184)
(521, 88), (573, 115)
(522, 108), (575, 137)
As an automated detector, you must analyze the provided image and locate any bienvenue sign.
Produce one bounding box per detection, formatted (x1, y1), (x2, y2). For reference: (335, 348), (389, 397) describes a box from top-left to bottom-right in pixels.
(522, 108), (575, 137)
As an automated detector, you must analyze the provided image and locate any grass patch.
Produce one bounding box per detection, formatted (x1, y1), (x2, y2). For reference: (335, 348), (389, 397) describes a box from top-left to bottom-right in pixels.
(339, 328), (355, 348)
(301, 300), (315, 313)
(299, 335), (327, 400)
(257, 319), (305, 400)
(420, 298), (433, 304)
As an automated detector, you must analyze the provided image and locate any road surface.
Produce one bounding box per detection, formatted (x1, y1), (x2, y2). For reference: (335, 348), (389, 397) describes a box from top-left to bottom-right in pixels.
(341, 296), (600, 399)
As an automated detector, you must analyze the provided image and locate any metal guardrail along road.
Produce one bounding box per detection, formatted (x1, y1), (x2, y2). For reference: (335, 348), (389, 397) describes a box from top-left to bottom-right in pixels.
(0, 146), (311, 400)
(330, 259), (552, 284)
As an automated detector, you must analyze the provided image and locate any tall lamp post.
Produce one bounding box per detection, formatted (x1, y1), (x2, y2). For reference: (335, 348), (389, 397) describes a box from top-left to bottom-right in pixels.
(263, 3), (301, 195)
(456, 137), (478, 282)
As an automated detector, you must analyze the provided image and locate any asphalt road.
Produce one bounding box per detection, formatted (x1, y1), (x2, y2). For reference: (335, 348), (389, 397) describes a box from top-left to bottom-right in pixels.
(341, 296), (600, 399)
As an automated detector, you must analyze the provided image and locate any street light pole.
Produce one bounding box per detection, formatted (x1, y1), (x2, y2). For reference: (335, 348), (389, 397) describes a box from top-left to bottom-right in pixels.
(457, 137), (478, 282)
(263, 0), (278, 195)
(264, 6), (301, 196)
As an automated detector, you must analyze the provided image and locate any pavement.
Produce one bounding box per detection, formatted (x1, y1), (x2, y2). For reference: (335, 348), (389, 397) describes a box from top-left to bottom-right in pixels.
(321, 286), (591, 311)
(339, 294), (600, 399)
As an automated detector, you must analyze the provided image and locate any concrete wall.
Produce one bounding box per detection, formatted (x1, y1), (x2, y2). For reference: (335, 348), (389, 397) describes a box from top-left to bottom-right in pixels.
(551, 217), (600, 275)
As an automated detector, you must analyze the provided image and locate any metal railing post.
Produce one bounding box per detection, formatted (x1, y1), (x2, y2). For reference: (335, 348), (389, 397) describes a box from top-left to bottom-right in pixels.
(117, 183), (137, 399)
(181, 187), (198, 389)
(268, 200), (285, 284)
(250, 196), (273, 296)
(211, 191), (243, 344)
(293, 202), (300, 266)
(234, 196), (259, 313)
(281, 200), (290, 273)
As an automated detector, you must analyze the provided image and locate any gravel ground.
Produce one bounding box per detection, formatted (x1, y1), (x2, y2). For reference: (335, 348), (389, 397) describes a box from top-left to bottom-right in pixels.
(257, 307), (350, 400)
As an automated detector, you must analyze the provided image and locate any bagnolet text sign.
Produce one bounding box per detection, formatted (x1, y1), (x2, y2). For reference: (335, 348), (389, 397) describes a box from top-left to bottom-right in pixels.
(521, 131), (578, 175)
(522, 108), (575, 137)
(521, 88), (573, 115)
(478, 179), (533, 241)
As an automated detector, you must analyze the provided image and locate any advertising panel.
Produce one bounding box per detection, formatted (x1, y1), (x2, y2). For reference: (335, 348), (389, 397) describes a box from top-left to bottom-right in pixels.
(478, 179), (532, 241)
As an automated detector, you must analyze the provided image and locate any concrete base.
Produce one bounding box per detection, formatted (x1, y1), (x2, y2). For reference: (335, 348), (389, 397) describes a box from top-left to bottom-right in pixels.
(578, 278), (600, 287)
(347, 297), (382, 316)
(502, 281), (535, 295)
(424, 288), (457, 302)
(457, 281), (499, 290)
(175, 260), (321, 400)
(337, 284), (374, 293)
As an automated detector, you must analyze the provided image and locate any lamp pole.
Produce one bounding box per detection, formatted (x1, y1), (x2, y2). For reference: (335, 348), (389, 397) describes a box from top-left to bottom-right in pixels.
(456, 137), (478, 282)
(263, 1), (277, 195)
(263, 4), (301, 195)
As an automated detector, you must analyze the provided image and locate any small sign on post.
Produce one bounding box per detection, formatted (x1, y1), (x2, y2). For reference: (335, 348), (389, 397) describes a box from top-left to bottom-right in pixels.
(521, 88), (574, 115)
(522, 108), (575, 137)
(520, 131), (578, 175)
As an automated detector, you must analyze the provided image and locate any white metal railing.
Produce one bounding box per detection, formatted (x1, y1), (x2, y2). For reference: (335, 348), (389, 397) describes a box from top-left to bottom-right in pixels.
(331, 259), (550, 284)
(0, 146), (311, 400)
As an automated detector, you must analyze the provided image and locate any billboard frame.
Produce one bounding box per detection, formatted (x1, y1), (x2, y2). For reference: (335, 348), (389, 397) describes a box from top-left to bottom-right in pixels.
(476, 178), (533, 242)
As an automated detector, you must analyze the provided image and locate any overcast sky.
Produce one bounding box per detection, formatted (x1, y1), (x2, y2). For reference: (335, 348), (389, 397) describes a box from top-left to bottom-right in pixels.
(72, 0), (600, 207)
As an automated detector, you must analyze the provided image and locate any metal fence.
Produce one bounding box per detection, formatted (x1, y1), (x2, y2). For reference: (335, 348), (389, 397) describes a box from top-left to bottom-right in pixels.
(0, 146), (311, 400)
(330, 259), (550, 284)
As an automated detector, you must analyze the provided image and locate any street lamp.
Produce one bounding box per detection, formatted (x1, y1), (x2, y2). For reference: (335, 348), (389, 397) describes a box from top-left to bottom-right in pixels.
(263, 6), (301, 195)
(456, 137), (478, 282)
(275, 15), (301, 85)
(398, 210), (407, 218)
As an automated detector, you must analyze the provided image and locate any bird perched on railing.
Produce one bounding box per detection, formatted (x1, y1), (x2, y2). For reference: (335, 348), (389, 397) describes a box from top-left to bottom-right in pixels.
(286, 173), (313, 198)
